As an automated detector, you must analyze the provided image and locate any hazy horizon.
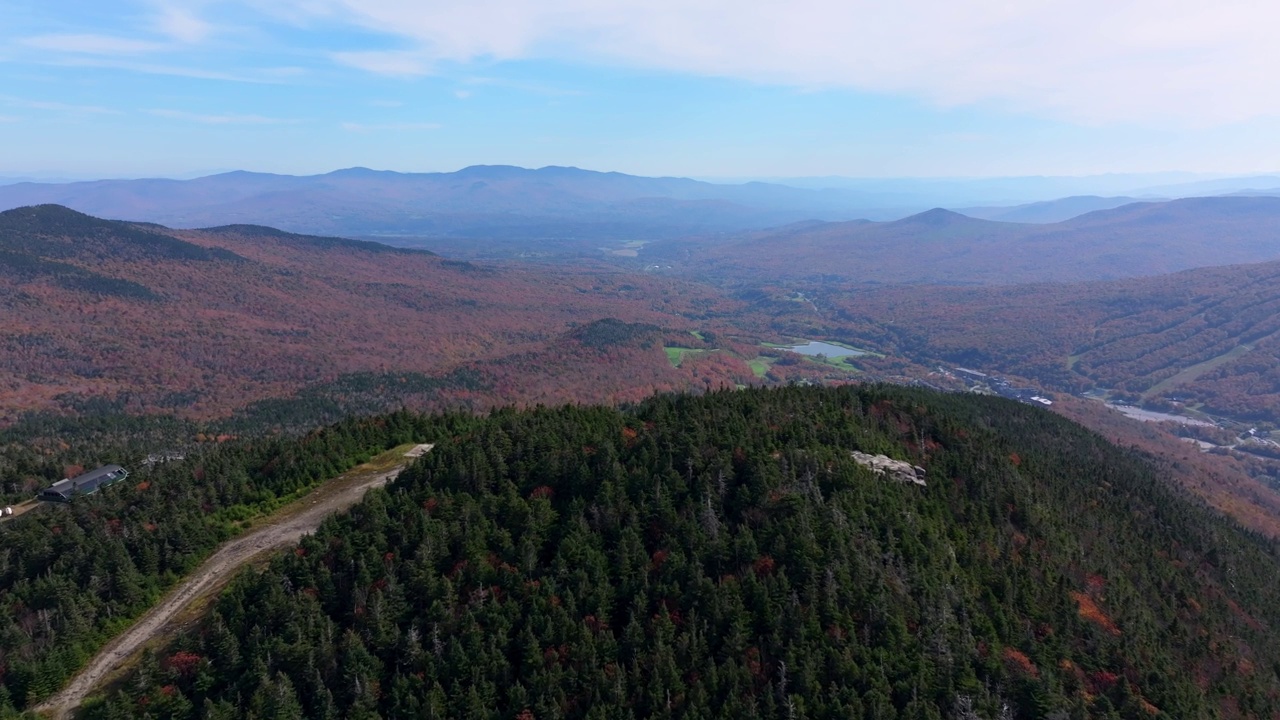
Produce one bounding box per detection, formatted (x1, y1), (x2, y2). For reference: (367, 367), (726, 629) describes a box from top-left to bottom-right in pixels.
(0, 165), (1270, 185)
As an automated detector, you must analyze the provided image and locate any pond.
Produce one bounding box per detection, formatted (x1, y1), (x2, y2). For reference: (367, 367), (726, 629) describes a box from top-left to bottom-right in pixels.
(780, 340), (868, 358)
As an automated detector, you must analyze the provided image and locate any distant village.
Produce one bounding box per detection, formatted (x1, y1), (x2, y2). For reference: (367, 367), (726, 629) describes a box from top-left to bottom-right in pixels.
(920, 366), (1054, 407)
(917, 365), (1280, 480)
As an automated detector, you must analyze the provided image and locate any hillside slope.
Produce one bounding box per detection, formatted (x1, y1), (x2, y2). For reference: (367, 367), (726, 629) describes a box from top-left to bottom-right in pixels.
(0, 412), (448, 711)
(0, 205), (739, 419)
(821, 257), (1280, 418)
(82, 386), (1280, 719)
(956, 196), (1142, 223)
(651, 196), (1280, 285)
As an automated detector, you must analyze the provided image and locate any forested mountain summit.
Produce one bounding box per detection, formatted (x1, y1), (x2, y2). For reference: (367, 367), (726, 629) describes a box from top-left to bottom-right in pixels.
(0, 204), (241, 264)
(87, 386), (1280, 719)
(646, 195), (1280, 285)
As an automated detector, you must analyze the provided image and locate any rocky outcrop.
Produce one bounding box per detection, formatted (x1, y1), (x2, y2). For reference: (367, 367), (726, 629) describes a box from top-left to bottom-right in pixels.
(851, 451), (927, 486)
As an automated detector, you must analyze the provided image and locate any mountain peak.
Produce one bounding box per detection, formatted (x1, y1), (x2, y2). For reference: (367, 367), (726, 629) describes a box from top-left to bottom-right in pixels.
(453, 164), (532, 179)
(324, 167), (403, 179)
(892, 207), (973, 226)
(0, 204), (242, 265)
(0, 202), (96, 222)
(0, 203), (130, 237)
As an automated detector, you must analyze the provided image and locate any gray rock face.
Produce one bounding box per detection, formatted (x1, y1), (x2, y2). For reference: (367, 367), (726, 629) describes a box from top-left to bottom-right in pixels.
(851, 451), (927, 486)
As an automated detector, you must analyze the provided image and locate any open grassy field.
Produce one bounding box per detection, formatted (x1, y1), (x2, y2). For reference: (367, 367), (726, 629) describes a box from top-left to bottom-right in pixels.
(664, 346), (710, 367)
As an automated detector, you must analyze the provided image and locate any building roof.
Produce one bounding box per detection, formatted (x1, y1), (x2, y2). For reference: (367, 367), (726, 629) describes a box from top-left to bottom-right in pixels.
(45, 464), (127, 497)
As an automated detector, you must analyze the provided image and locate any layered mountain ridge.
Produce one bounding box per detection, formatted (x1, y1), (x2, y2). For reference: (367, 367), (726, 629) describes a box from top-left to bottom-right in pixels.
(0, 167), (878, 246)
(648, 196), (1280, 285)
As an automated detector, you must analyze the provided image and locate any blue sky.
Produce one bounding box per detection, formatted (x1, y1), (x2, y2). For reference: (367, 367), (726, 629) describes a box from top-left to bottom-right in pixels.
(3, 0), (1279, 179)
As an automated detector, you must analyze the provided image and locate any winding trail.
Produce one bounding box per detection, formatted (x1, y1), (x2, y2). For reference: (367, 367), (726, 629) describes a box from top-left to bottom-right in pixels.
(34, 444), (432, 719)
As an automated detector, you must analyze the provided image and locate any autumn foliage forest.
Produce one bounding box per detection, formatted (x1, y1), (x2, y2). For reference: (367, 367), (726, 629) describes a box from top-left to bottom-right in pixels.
(18, 202), (1280, 429)
(80, 387), (1280, 719)
(0, 205), (761, 422)
(8, 203), (1280, 533)
(0, 205), (947, 429)
(9, 200), (1280, 720)
(808, 259), (1280, 419)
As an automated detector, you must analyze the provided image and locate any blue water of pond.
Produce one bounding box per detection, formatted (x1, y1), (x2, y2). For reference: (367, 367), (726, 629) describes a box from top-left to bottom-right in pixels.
(782, 341), (867, 358)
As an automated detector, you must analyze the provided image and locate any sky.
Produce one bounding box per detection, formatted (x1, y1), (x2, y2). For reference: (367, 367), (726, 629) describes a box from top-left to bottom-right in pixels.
(2, 0), (1280, 179)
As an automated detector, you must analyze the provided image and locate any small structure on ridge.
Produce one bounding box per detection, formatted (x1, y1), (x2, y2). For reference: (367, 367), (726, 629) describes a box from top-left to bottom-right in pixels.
(38, 465), (129, 503)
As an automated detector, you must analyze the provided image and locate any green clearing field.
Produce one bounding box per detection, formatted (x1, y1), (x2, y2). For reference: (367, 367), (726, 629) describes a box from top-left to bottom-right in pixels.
(664, 346), (709, 367)
(748, 356), (776, 378)
(810, 354), (863, 372)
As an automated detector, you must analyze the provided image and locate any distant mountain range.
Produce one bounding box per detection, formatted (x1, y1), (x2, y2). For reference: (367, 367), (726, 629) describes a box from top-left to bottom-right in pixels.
(744, 171), (1280, 204)
(7, 167), (1280, 258)
(0, 167), (905, 251)
(647, 196), (1280, 285)
(956, 196), (1144, 223)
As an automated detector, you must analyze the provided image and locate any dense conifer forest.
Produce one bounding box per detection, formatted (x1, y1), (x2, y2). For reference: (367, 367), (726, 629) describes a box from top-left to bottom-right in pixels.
(0, 410), (471, 712)
(78, 386), (1280, 719)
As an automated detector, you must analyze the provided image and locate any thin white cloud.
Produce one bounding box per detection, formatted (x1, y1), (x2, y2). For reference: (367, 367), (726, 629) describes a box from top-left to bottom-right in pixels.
(274, 0), (1280, 125)
(41, 56), (296, 83)
(260, 66), (308, 78)
(341, 121), (441, 132)
(463, 76), (583, 97)
(332, 50), (430, 76)
(150, 2), (214, 43)
(4, 97), (119, 114)
(21, 33), (169, 55)
(148, 108), (299, 124)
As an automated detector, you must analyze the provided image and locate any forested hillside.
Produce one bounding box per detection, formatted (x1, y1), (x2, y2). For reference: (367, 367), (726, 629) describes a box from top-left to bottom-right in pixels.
(645, 197), (1280, 285)
(0, 205), (742, 420)
(818, 259), (1280, 418)
(0, 411), (473, 712)
(86, 386), (1280, 719)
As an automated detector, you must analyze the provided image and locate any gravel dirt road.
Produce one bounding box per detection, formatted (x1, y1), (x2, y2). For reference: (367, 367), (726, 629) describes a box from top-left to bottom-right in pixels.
(34, 444), (432, 719)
